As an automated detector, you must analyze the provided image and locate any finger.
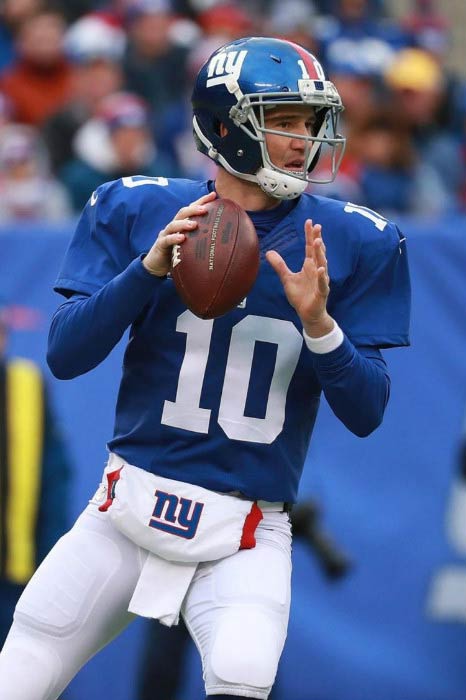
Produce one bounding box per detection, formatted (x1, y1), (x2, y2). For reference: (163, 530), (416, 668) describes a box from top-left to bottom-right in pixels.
(302, 255), (318, 283)
(312, 223), (322, 246)
(194, 191), (217, 205)
(185, 191), (218, 214)
(158, 231), (186, 249)
(158, 220), (195, 246)
(162, 218), (197, 236)
(317, 266), (330, 296)
(174, 203), (208, 221)
(313, 236), (327, 271)
(175, 192), (217, 221)
(304, 219), (314, 260)
(266, 250), (291, 283)
(305, 221), (322, 262)
(314, 224), (326, 254)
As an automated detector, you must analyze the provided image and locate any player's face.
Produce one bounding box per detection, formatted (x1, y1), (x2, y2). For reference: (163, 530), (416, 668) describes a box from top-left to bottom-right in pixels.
(263, 105), (317, 177)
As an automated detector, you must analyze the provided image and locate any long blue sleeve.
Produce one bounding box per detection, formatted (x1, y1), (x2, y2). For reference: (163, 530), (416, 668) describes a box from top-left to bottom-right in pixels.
(310, 336), (390, 437)
(47, 257), (164, 379)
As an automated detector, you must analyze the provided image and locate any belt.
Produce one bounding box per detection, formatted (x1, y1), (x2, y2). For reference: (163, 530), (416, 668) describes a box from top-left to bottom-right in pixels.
(257, 500), (291, 513)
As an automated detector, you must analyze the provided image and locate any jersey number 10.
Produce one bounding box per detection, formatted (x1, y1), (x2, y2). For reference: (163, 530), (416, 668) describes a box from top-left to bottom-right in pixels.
(161, 311), (303, 444)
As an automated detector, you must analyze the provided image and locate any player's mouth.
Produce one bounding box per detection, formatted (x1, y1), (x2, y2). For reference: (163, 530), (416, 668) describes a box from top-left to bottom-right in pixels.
(284, 159), (305, 173)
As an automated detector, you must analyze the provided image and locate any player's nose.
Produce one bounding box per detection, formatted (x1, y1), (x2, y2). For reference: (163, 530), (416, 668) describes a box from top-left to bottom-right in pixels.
(290, 122), (310, 147)
(290, 133), (306, 150)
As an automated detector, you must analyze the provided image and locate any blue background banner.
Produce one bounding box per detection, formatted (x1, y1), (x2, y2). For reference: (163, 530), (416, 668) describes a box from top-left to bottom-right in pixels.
(1, 216), (466, 700)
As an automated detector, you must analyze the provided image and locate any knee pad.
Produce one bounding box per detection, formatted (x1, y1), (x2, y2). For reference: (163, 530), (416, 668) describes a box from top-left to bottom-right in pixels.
(210, 609), (285, 689)
(0, 627), (62, 700)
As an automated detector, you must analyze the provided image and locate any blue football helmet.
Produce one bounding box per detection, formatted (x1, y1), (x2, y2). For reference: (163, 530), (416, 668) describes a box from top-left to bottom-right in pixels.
(192, 36), (346, 199)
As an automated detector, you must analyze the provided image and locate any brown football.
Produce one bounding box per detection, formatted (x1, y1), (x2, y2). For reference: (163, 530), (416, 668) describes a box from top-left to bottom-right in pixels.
(170, 198), (260, 319)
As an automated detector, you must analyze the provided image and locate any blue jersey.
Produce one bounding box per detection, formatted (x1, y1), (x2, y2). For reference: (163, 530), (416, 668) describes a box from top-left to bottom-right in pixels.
(53, 176), (410, 502)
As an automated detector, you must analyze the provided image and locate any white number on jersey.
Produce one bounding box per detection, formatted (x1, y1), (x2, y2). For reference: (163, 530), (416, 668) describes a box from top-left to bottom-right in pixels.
(161, 311), (303, 444)
(122, 176), (169, 188)
(161, 312), (214, 434)
(344, 202), (388, 231)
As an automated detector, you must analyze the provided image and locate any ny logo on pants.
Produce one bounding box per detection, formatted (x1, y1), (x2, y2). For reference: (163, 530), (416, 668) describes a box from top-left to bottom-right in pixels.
(148, 490), (204, 539)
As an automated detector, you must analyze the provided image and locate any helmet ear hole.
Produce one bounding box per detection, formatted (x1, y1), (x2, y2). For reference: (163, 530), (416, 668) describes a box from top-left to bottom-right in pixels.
(218, 122), (229, 138)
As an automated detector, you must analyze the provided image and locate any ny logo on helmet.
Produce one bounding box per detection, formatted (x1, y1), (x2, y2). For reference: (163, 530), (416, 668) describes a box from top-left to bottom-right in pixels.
(148, 489), (204, 539)
(206, 50), (248, 88)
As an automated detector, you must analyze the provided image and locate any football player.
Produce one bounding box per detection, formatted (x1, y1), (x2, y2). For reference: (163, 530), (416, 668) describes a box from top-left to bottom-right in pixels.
(0, 37), (410, 700)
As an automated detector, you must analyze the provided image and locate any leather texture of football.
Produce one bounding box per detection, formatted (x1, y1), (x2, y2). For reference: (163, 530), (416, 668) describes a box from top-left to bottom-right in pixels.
(171, 198), (260, 319)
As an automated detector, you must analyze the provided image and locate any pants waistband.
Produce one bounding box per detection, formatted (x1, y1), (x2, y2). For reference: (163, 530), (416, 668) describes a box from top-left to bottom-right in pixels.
(257, 500), (291, 513)
(107, 454), (291, 513)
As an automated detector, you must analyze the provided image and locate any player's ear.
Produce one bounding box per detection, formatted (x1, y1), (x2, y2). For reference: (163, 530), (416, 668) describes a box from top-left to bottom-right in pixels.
(219, 123), (228, 138)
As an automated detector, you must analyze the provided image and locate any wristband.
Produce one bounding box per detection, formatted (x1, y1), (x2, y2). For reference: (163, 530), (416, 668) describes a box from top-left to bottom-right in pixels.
(303, 321), (344, 354)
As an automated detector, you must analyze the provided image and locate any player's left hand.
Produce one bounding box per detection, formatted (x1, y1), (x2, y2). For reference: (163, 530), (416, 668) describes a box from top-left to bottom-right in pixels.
(266, 219), (335, 337)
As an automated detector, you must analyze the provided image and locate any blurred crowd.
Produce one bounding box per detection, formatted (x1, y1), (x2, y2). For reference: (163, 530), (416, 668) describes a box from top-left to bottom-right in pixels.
(0, 0), (465, 222)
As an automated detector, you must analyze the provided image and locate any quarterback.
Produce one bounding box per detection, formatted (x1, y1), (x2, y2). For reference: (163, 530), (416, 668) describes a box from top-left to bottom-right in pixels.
(0, 37), (410, 700)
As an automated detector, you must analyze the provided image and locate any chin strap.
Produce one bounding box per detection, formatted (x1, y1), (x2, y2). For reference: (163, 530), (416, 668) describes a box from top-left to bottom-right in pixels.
(256, 167), (308, 200)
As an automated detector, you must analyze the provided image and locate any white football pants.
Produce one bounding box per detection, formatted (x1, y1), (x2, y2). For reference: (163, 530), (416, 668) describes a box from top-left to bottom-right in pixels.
(0, 499), (291, 700)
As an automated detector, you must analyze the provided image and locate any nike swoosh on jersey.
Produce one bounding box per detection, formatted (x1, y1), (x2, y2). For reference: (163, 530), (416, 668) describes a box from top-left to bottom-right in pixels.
(90, 191), (98, 206)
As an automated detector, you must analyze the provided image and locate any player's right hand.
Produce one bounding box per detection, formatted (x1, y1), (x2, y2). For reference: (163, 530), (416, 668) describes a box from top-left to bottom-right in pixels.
(142, 191), (217, 277)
